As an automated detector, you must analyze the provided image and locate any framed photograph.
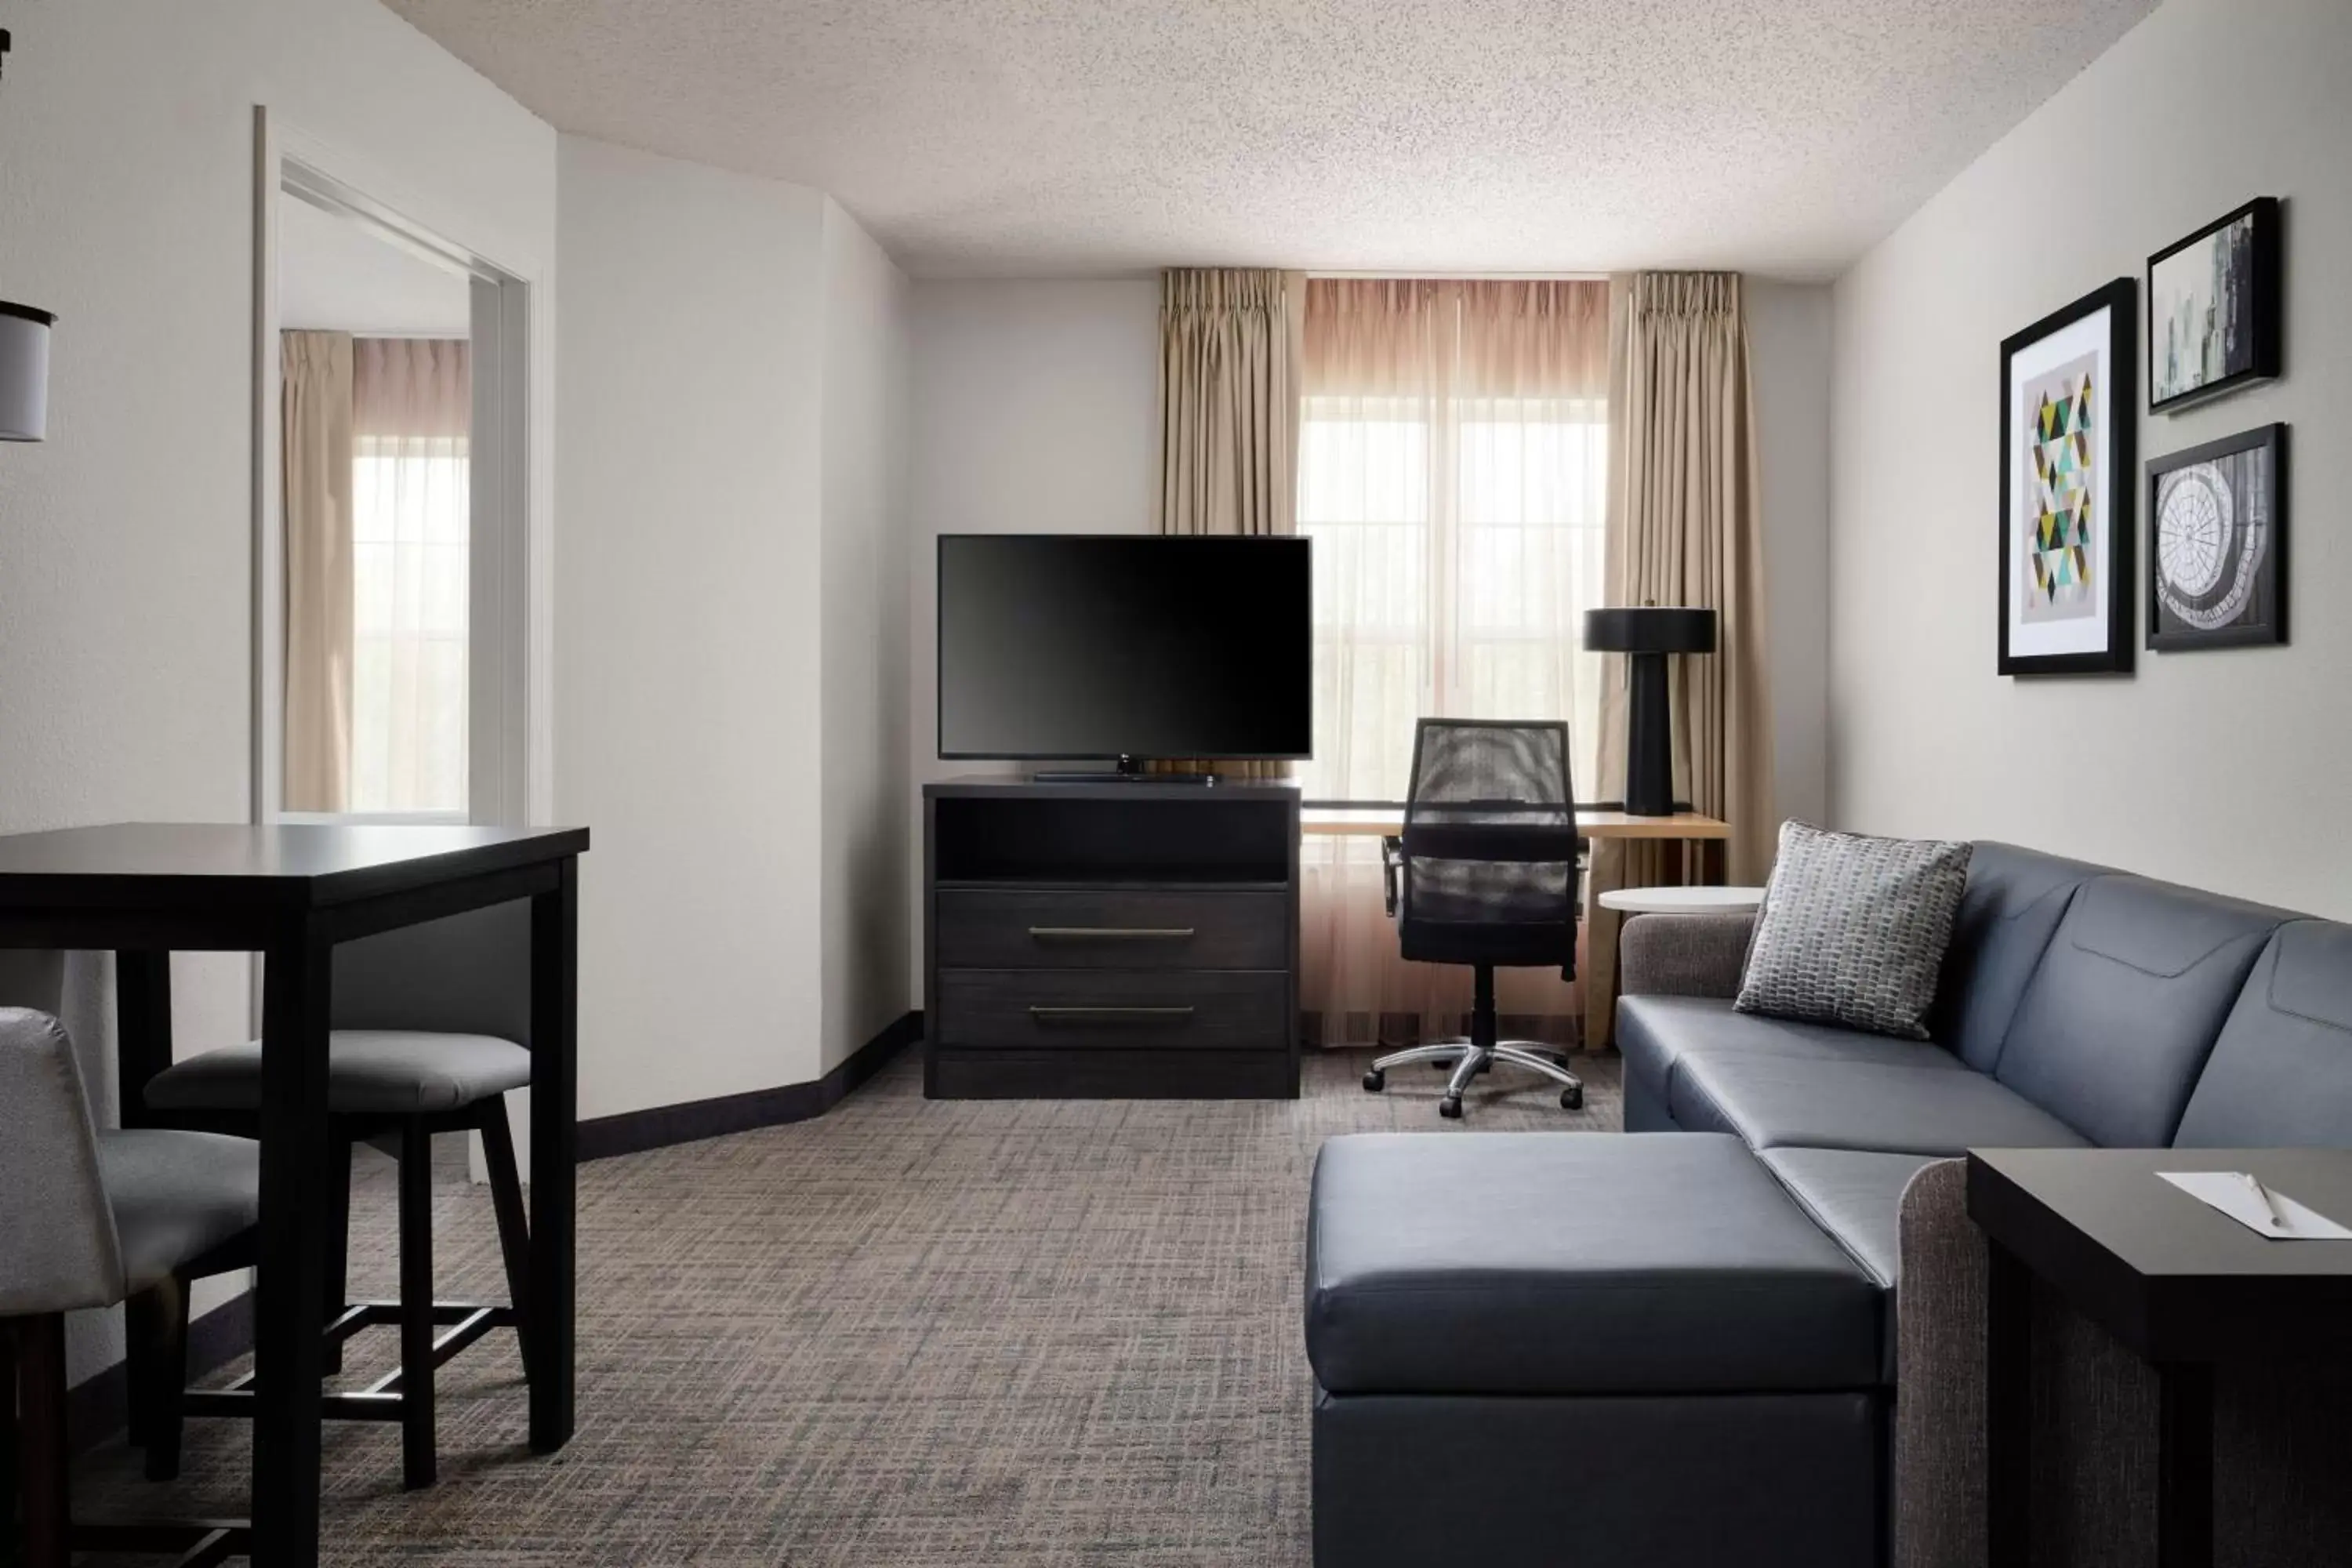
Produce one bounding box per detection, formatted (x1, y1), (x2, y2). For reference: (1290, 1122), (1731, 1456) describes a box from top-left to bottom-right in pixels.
(2148, 423), (2287, 651)
(2148, 197), (2280, 412)
(1999, 278), (2136, 677)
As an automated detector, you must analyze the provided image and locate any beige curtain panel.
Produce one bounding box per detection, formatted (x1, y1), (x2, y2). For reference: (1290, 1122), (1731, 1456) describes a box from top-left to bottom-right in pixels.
(1152, 267), (1306, 782)
(1584, 271), (1774, 1049)
(281, 330), (356, 814)
(1296, 277), (1608, 1049)
(1155, 267), (1305, 539)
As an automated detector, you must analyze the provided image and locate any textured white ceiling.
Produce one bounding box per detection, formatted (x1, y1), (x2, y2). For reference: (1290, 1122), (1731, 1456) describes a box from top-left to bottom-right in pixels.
(385, 0), (2155, 280)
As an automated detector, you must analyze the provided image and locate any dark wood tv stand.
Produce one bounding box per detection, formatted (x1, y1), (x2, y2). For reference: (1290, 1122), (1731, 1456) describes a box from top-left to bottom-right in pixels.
(923, 776), (1301, 1099)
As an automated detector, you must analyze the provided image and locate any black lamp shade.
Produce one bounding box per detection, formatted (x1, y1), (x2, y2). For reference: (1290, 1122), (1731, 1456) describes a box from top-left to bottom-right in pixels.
(1583, 606), (1716, 655)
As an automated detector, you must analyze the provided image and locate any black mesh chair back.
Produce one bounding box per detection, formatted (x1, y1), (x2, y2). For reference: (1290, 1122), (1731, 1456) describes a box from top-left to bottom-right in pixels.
(1396, 719), (1580, 972)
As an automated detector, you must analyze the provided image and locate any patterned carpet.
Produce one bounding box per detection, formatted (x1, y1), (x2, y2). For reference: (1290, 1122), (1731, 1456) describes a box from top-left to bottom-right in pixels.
(77, 1046), (1622, 1566)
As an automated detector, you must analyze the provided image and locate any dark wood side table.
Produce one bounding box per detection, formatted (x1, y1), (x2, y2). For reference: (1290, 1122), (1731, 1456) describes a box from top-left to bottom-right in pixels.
(0, 823), (588, 1568)
(1967, 1146), (2352, 1568)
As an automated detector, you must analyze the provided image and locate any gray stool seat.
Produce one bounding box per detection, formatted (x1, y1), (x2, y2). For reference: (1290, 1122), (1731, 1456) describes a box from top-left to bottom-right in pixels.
(145, 1029), (531, 1116)
(95, 1129), (261, 1292)
(1306, 1131), (1881, 1396)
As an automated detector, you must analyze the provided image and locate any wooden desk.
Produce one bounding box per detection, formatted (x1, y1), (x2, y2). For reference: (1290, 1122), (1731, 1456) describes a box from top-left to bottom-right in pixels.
(0, 822), (587, 1568)
(1302, 808), (1730, 883)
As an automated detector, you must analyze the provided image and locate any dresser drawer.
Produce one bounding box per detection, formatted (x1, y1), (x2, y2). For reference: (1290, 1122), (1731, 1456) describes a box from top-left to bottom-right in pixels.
(934, 969), (1289, 1051)
(933, 888), (1287, 970)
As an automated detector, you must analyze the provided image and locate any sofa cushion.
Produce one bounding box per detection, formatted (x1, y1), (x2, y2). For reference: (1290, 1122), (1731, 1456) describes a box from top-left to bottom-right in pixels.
(1736, 822), (1973, 1040)
(1305, 1132), (1879, 1396)
(1618, 994), (1968, 1112)
(1928, 842), (2111, 1073)
(1993, 876), (2288, 1148)
(2175, 922), (2352, 1148)
(1759, 1147), (1938, 1382)
(1671, 1052), (2089, 1156)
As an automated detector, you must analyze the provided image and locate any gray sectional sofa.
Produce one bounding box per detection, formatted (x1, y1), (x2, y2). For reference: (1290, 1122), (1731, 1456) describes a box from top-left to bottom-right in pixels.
(1305, 842), (2352, 1568)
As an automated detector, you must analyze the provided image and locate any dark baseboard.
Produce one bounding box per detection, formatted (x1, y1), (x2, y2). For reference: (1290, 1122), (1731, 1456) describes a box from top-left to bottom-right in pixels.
(577, 1009), (922, 1162)
(67, 1289), (254, 1455)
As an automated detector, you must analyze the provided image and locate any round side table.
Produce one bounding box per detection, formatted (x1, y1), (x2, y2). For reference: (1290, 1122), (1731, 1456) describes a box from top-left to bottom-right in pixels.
(1598, 884), (1766, 915)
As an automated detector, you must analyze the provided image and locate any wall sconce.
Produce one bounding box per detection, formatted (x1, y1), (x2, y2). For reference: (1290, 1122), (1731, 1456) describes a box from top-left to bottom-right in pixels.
(1, 300), (55, 443)
(0, 31), (53, 443)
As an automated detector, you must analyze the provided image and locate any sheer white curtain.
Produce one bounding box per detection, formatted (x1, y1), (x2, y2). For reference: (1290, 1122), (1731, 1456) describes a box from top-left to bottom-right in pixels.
(349, 337), (470, 814)
(1297, 279), (1610, 1047)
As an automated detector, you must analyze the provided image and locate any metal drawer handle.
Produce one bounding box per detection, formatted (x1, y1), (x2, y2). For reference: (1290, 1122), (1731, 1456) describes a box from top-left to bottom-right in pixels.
(1027, 926), (1196, 940)
(1029, 1005), (1196, 1021)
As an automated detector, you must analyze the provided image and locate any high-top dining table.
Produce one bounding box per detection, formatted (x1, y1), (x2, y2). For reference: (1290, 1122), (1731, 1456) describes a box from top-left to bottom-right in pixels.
(0, 822), (587, 1568)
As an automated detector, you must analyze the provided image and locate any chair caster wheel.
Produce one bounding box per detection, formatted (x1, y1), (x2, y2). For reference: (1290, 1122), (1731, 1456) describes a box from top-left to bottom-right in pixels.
(1561, 1085), (1584, 1111)
(1363, 1068), (1385, 1092)
(1439, 1095), (1464, 1120)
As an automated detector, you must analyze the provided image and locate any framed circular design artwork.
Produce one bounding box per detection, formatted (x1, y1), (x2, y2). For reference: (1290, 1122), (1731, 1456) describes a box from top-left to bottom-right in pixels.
(2147, 423), (2288, 651)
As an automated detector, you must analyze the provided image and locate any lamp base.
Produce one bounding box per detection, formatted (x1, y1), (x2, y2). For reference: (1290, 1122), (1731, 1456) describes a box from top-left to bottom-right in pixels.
(1624, 652), (1675, 817)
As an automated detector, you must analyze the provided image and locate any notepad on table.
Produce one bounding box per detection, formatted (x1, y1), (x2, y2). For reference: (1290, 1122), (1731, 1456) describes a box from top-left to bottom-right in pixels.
(2158, 1171), (2352, 1240)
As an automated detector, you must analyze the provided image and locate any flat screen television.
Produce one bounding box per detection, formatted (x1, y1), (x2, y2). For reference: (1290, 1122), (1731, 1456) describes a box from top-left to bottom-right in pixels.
(937, 534), (1312, 765)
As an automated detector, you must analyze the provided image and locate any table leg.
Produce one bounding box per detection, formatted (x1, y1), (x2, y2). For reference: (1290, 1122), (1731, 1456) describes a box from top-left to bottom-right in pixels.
(1985, 1239), (2033, 1566)
(253, 927), (332, 1568)
(115, 949), (172, 1127)
(1698, 838), (1726, 887)
(528, 857), (579, 1453)
(2157, 1362), (2214, 1568)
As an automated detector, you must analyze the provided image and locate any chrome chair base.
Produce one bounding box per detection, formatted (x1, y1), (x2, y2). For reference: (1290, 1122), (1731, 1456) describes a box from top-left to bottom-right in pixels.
(1363, 1038), (1584, 1116)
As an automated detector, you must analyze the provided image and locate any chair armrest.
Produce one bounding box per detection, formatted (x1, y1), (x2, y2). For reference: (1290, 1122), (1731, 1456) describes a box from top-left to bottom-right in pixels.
(1380, 836), (1402, 918)
(1617, 910), (1754, 1000)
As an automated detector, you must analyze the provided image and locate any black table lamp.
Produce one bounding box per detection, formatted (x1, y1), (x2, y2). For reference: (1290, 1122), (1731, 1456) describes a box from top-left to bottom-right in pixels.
(1584, 606), (1717, 817)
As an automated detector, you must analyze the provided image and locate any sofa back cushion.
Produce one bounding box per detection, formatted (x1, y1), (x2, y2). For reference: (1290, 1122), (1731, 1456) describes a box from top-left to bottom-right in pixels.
(2174, 922), (2352, 1148)
(1929, 842), (2111, 1072)
(1993, 875), (2288, 1146)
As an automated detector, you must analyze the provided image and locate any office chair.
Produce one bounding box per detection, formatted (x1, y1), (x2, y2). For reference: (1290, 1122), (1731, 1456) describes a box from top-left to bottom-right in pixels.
(1359, 719), (1584, 1119)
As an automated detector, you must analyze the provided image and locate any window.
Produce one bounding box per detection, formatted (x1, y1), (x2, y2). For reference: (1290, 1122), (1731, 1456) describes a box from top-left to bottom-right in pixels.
(350, 430), (469, 813)
(1297, 278), (1610, 804)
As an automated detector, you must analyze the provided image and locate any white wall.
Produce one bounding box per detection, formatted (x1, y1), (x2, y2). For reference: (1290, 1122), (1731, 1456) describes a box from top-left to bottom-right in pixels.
(554, 136), (829, 1112)
(902, 279), (1162, 989)
(0, 0), (556, 1384)
(817, 200), (915, 1073)
(1748, 281), (1835, 829)
(1828, 0), (2351, 916)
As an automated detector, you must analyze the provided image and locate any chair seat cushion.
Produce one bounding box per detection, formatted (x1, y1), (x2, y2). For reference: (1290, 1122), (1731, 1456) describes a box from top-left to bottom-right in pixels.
(1759, 1147), (1940, 1382)
(96, 1129), (260, 1291)
(1671, 1051), (2088, 1156)
(1306, 1131), (1880, 1396)
(145, 1030), (531, 1116)
(1617, 994), (1969, 1112)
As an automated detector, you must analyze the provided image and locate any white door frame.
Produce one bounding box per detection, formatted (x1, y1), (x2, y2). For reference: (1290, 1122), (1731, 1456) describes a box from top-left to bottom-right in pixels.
(251, 105), (548, 833)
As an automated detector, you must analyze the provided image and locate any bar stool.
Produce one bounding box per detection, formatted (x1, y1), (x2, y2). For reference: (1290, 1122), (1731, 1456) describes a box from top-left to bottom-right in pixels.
(2, 1007), (256, 1568)
(143, 1029), (532, 1491)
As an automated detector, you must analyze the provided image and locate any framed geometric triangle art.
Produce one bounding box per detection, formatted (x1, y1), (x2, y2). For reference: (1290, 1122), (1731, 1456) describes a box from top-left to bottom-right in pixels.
(1998, 278), (2136, 677)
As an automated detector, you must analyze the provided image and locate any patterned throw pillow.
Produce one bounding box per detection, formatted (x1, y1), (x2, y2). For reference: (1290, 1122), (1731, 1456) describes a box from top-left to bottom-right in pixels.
(1735, 822), (1974, 1040)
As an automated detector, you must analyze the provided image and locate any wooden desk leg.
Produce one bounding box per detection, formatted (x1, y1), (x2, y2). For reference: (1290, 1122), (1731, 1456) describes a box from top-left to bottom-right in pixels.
(1985, 1239), (2033, 1567)
(528, 857), (579, 1454)
(2157, 1362), (2214, 1568)
(253, 926), (332, 1568)
(1697, 838), (1726, 887)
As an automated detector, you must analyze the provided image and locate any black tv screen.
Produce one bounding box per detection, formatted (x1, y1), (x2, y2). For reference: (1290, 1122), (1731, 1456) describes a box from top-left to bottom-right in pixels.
(938, 534), (1312, 761)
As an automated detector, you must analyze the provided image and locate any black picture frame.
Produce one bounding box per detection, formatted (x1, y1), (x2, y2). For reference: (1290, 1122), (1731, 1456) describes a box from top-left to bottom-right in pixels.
(2147, 197), (2281, 413)
(1998, 278), (2136, 677)
(2147, 423), (2288, 652)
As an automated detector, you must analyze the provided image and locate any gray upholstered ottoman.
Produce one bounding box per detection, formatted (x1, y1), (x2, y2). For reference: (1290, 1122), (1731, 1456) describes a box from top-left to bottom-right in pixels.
(1305, 1131), (1884, 1568)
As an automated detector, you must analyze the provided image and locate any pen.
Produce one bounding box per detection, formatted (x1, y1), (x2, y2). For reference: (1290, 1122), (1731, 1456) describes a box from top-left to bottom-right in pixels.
(2238, 1171), (2286, 1228)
